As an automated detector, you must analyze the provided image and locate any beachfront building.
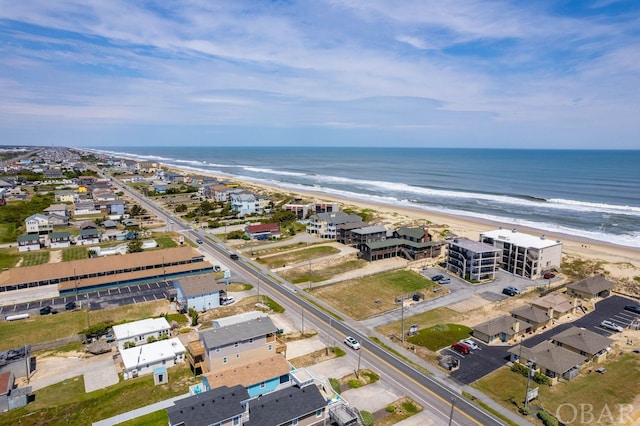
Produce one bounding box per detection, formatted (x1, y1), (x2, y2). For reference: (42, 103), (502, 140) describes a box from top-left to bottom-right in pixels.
(445, 237), (500, 281)
(335, 220), (372, 245)
(173, 273), (227, 312)
(113, 317), (171, 350)
(121, 338), (185, 380)
(566, 275), (615, 301)
(306, 212), (363, 239)
(479, 229), (562, 280)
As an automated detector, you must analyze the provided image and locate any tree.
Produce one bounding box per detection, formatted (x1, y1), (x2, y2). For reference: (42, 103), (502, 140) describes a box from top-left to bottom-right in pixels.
(188, 308), (200, 326)
(127, 240), (144, 253)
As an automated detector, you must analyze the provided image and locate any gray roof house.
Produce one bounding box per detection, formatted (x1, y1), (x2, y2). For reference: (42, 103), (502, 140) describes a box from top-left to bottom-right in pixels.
(167, 385), (249, 426)
(551, 326), (613, 363)
(508, 341), (587, 384)
(472, 315), (528, 344)
(566, 276), (615, 300)
(510, 305), (552, 332)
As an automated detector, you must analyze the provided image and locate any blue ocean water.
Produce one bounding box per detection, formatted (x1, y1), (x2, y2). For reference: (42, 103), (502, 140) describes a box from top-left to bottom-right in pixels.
(92, 147), (640, 248)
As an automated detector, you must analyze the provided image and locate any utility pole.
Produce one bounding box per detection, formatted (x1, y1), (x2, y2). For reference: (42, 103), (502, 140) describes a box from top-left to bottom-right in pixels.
(400, 295), (408, 343)
(524, 358), (535, 408)
(448, 397), (456, 426)
(356, 347), (362, 378)
(301, 306), (305, 335)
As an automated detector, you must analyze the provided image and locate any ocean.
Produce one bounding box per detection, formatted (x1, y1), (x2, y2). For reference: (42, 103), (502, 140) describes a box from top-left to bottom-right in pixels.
(91, 146), (640, 248)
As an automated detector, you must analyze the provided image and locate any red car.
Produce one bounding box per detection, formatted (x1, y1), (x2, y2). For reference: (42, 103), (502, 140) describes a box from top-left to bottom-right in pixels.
(543, 272), (555, 279)
(451, 342), (470, 354)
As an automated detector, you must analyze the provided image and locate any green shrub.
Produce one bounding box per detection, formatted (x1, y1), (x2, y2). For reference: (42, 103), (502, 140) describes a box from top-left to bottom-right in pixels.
(147, 336), (157, 343)
(347, 379), (362, 389)
(385, 405), (395, 413)
(179, 327), (191, 334)
(360, 410), (374, 426)
(124, 341), (136, 349)
(401, 401), (419, 413)
(537, 410), (559, 426)
(80, 322), (114, 339)
(362, 371), (380, 383)
(329, 378), (341, 394)
(519, 406), (531, 416)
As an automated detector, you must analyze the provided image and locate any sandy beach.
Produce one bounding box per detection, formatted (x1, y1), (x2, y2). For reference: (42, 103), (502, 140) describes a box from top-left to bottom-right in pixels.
(159, 164), (640, 285)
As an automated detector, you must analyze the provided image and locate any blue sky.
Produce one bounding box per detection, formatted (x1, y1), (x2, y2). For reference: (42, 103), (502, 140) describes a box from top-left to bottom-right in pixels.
(1, 1), (639, 148)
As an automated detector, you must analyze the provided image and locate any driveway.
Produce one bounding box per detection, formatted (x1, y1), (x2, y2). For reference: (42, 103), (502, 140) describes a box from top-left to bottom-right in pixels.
(29, 352), (117, 392)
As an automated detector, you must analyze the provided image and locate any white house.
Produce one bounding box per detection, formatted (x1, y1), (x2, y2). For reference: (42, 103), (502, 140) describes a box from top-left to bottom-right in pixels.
(121, 338), (185, 380)
(113, 317), (171, 350)
(24, 214), (52, 234)
(230, 192), (257, 216)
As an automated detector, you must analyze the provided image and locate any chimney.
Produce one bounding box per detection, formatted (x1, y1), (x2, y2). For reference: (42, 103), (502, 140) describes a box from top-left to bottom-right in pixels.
(547, 307), (554, 320)
(513, 319), (520, 333)
(424, 228), (430, 242)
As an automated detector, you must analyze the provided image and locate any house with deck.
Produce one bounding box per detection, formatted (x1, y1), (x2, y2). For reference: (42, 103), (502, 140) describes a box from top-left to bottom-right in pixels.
(551, 326), (613, 363)
(174, 274), (228, 312)
(566, 276), (615, 301)
(472, 315), (528, 344)
(508, 341), (586, 385)
(113, 317), (171, 350)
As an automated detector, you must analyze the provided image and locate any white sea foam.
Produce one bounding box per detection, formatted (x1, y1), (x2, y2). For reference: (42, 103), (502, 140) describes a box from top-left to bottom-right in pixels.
(243, 166), (306, 177)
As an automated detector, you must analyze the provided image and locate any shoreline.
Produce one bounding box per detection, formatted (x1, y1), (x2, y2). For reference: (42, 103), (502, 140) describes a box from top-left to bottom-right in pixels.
(105, 154), (640, 282)
(164, 166), (640, 272)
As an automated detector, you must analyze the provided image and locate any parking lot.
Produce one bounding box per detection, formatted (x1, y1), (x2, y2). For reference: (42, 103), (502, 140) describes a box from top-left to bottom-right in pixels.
(0, 280), (174, 317)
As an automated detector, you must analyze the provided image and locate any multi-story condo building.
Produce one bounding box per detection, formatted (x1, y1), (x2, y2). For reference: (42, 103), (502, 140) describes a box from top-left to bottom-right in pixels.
(445, 237), (500, 281)
(479, 229), (562, 280)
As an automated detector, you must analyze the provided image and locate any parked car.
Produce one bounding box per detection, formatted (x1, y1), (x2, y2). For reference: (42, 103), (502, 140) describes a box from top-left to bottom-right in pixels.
(39, 306), (57, 315)
(65, 301), (77, 311)
(600, 320), (623, 332)
(431, 275), (444, 282)
(502, 286), (521, 296)
(451, 342), (470, 354)
(460, 339), (479, 351)
(624, 305), (640, 314)
(438, 278), (451, 284)
(344, 336), (361, 350)
(543, 272), (555, 279)
(214, 265), (222, 272)
(221, 296), (235, 306)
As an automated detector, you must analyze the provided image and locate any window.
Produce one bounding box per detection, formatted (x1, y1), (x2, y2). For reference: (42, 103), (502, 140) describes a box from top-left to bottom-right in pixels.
(234, 342), (239, 348)
(292, 419), (298, 425)
(233, 417), (239, 426)
(215, 346), (221, 352)
(260, 381), (266, 389)
(223, 357), (228, 364)
(236, 353), (240, 359)
(268, 344), (272, 351)
(316, 409), (323, 417)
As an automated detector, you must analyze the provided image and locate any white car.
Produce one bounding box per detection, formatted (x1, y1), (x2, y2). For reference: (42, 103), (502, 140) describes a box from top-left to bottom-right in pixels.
(221, 296), (235, 306)
(344, 336), (361, 350)
(460, 339), (479, 351)
(600, 320), (623, 332)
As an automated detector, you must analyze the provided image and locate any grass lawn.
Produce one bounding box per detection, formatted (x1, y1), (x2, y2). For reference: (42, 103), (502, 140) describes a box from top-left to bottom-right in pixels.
(256, 246), (340, 269)
(310, 270), (438, 320)
(19, 250), (50, 266)
(154, 235), (178, 249)
(473, 353), (640, 425)
(0, 300), (168, 351)
(376, 307), (463, 336)
(117, 410), (168, 426)
(407, 324), (472, 351)
(0, 249), (20, 269)
(62, 246), (89, 261)
(0, 222), (17, 243)
(375, 397), (423, 426)
(280, 258), (367, 283)
(0, 363), (197, 426)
